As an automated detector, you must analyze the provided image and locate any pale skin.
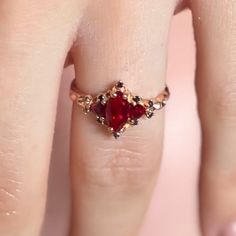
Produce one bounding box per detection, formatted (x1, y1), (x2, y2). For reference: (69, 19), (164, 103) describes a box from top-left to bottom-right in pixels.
(0, 0), (236, 236)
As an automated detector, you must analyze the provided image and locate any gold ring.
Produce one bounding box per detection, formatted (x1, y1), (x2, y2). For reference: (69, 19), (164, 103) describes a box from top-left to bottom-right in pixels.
(70, 79), (170, 138)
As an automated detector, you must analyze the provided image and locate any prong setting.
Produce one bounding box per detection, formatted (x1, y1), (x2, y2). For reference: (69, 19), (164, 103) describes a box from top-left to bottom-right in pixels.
(153, 102), (162, 110)
(70, 79), (170, 138)
(113, 132), (121, 139)
(96, 116), (105, 124)
(116, 81), (124, 89)
(146, 111), (154, 119)
(83, 107), (91, 114)
(133, 96), (141, 103)
(129, 119), (138, 126)
(98, 94), (106, 101)
(122, 94), (128, 100)
(111, 92), (117, 98)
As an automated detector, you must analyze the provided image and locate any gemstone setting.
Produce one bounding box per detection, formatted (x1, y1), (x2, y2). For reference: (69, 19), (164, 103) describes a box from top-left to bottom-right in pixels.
(91, 90), (146, 136)
(129, 104), (146, 120)
(91, 102), (106, 119)
(105, 91), (130, 132)
(70, 80), (170, 138)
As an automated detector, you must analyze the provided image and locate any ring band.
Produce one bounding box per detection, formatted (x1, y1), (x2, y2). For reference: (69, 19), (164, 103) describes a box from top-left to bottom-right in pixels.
(70, 79), (170, 138)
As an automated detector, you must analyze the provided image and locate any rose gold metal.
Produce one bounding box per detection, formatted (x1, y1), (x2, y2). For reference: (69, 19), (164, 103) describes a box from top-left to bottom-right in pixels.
(70, 79), (170, 137)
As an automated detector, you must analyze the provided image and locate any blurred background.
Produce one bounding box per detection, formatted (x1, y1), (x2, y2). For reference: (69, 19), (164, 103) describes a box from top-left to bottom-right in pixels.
(41, 10), (201, 236)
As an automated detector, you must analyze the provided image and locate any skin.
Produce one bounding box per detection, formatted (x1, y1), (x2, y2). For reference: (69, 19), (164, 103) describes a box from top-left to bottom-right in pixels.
(0, 0), (235, 236)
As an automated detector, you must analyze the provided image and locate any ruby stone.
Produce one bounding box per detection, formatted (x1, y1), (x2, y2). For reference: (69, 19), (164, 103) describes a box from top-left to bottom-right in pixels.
(129, 104), (146, 120)
(91, 102), (106, 118)
(92, 91), (146, 132)
(106, 92), (130, 132)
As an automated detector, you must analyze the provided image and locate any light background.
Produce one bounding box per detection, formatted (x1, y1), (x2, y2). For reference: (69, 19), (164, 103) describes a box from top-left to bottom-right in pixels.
(41, 10), (201, 236)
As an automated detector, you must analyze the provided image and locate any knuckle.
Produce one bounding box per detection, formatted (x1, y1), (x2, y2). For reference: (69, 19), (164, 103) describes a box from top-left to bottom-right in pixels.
(0, 177), (22, 220)
(0, 147), (23, 220)
(78, 137), (160, 192)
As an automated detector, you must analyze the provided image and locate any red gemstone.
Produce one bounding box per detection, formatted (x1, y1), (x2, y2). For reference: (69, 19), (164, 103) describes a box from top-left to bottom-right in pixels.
(106, 92), (130, 132)
(91, 102), (106, 118)
(129, 104), (146, 120)
(92, 91), (146, 132)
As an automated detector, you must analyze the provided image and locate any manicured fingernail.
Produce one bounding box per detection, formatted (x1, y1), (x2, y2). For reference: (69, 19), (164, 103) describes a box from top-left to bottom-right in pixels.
(220, 222), (236, 236)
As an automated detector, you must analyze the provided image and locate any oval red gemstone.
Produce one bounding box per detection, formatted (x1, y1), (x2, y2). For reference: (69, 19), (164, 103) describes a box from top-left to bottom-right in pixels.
(91, 102), (106, 118)
(129, 104), (146, 120)
(105, 92), (130, 132)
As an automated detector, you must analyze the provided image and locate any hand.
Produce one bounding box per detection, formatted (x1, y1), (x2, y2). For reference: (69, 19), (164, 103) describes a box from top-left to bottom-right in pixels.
(0, 1), (236, 236)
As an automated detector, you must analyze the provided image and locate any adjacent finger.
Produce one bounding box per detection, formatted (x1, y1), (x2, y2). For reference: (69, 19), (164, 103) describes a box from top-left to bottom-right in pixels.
(0, 1), (85, 235)
(69, 1), (177, 236)
(191, 1), (236, 236)
(65, 52), (73, 68)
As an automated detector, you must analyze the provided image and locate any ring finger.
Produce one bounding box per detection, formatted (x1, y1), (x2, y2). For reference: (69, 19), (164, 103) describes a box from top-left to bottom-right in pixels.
(69, 0), (180, 235)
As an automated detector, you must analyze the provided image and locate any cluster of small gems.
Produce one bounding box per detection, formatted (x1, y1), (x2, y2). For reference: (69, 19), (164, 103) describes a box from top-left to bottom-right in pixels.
(71, 80), (169, 138)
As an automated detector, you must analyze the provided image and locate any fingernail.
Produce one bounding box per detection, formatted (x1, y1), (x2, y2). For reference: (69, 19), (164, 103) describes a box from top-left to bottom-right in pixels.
(220, 222), (236, 236)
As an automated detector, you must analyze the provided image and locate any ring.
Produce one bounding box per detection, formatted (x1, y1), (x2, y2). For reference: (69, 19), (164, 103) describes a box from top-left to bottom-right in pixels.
(70, 79), (170, 138)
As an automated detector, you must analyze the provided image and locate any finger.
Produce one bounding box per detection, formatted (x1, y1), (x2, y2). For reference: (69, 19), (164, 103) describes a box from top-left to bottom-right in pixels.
(64, 52), (73, 68)
(70, 1), (177, 236)
(175, 0), (188, 14)
(191, 1), (236, 236)
(0, 1), (85, 235)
